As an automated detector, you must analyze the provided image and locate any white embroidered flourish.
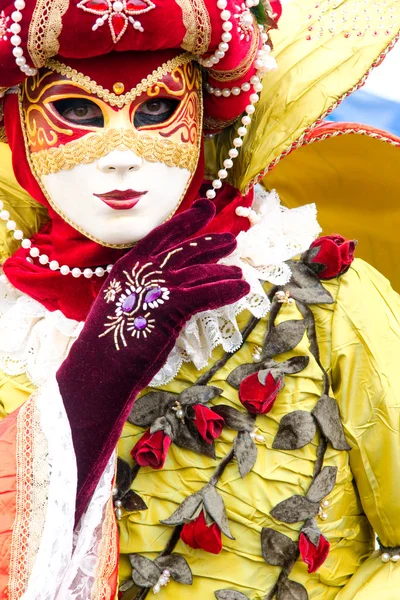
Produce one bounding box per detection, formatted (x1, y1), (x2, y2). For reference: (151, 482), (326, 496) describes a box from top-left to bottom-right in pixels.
(0, 190), (320, 387)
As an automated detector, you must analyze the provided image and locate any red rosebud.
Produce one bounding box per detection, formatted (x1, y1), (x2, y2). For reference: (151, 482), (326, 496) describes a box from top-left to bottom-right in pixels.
(180, 511), (222, 555)
(299, 532), (330, 573)
(193, 404), (224, 443)
(130, 429), (172, 469)
(271, 0), (282, 20)
(239, 371), (283, 415)
(309, 235), (356, 280)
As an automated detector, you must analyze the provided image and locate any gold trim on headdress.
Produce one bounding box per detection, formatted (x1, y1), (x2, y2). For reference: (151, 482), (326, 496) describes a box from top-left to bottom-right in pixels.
(45, 53), (195, 108)
(28, 0), (70, 68)
(176, 0), (212, 55)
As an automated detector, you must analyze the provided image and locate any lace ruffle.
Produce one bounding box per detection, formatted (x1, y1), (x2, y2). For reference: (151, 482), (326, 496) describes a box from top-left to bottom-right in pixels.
(0, 189), (321, 387)
(150, 188), (321, 385)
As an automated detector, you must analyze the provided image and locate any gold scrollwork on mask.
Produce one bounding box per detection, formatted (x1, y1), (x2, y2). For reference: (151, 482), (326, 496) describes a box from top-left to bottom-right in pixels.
(30, 128), (199, 176)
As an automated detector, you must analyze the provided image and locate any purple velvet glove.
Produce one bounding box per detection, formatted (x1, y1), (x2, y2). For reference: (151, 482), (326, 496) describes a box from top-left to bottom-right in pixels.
(56, 200), (249, 522)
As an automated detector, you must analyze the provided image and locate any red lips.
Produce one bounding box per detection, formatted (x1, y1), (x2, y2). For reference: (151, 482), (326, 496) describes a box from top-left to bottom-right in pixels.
(94, 189), (147, 210)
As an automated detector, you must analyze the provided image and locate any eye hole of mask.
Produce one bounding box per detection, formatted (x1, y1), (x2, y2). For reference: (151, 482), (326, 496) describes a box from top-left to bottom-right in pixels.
(134, 98), (180, 128)
(52, 98), (105, 128)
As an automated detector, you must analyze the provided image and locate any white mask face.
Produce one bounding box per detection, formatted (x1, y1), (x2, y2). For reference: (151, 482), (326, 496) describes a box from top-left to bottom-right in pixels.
(41, 150), (192, 245)
(21, 59), (202, 247)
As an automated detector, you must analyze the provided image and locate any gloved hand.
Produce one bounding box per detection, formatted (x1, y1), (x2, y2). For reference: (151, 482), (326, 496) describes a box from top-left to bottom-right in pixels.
(56, 200), (250, 521)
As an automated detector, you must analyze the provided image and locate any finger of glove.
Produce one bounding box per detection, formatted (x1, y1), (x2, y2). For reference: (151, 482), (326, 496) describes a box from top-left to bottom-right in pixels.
(134, 199), (216, 259)
(158, 232), (237, 270)
(175, 264), (243, 288)
(183, 279), (250, 314)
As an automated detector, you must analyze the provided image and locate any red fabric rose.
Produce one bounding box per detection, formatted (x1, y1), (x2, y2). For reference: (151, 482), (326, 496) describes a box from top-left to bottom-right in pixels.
(271, 0), (283, 20)
(180, 511), (223, 555)
(299, 532), (330, 573)
(309, 235), (356, 280)
(130, 429), (172, 469)
(239, 371), (283, 415)
(193, 404), (224, 443)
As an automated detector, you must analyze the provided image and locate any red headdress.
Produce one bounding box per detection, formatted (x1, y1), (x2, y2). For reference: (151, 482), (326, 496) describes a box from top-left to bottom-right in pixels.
(0, 0), (281, 320)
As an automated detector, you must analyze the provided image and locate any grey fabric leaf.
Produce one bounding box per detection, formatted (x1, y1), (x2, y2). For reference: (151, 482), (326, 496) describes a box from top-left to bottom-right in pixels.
(160, 493), (203, 526)
(129, 554), (160, 587)
(312, 396), (351, 451)
(270, 495), (320, 524)
(122, 490), (148, 512)
(273, 411), (316, 450)
(215, 591), (250, 600)
(226, 363), (261, 389)
(301, 519), (321, 547)
(128, 392), (175, 426)
(286, 261), (334, 305)
(179, 385), (222, 406)
(155, 555), (193, 585)
(234, 431), (258, 478)
(306, 466), (338, 503)
(150, 416), (174, 439)
(261, 528), (298, 567)
(277, 578), (308, 600)
(301, 246), (320, 264)
(174, 418), (216, 458)
(279, 356), (310, 375)
(119, 580), (134, 592)
(116, 457), (133, 495)
(263, 320), (307, 358)
(212, 405), (255, 432)
(202, 484), (234, 540)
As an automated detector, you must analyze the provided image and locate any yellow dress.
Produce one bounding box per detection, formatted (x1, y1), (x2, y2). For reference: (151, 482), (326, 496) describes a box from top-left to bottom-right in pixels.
(2, 258), (400, 599)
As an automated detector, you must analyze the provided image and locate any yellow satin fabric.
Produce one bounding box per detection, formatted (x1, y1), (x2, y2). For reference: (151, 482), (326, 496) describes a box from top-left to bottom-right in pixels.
(114, 259), (400, 599)
(210, 0), (400, 191)
(1, 260), (400, 598)
(261, 131), (400, 292)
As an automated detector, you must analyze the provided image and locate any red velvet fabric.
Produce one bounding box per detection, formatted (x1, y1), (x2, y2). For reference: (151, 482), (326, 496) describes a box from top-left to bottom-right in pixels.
(299, 532), (330, 573)
(192, 404), (224, 444)
(180, 512), (223, 555)
(130, 429), (172, 469)
(309, 234), (356, 280)
(0, 1), (266, 122)
(239, 371), (284, 415)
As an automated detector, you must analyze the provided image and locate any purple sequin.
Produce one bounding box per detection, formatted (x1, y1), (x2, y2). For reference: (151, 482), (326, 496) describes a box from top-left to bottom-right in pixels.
(121, 293), (137, 313)
(145, 286), (162, 303)
(134, 316), (147, 330)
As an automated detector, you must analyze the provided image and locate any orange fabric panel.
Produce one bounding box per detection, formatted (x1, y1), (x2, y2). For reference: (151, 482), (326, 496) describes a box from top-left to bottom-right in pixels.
(0, 409), (19, 598)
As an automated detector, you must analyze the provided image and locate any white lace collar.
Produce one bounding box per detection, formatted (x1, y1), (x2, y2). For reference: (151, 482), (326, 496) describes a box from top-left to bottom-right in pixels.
(0, 188), (321, 388)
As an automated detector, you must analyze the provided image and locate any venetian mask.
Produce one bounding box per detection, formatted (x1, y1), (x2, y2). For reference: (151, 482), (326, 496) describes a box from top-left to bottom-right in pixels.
(19, 54), (202, 247)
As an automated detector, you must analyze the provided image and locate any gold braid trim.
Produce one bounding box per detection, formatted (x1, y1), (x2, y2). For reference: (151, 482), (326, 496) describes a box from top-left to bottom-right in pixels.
(45, 54), (194, 107)
(30, 128), (199, 176)
(208, 24), (260, 82)
(28, 0), (70, 68)
(0, 127), (7, 143)
(176, 0), (211, 55)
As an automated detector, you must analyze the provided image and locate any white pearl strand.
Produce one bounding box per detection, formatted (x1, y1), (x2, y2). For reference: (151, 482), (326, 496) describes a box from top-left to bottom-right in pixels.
(205, 63), (266, 200)
(0, 198), (113, 278)
(204, 27), (276, 98)
(10, 0), (37, 77)
(199, 0), (260, 69)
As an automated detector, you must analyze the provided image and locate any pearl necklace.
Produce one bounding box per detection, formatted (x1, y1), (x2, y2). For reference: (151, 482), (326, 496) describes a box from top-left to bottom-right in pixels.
(3, 0), (276, 278)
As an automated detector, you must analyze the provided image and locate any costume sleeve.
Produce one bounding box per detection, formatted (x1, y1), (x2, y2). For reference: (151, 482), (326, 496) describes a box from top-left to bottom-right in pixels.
(0, 378), (118, 599)
(330, 259), (400, 599)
